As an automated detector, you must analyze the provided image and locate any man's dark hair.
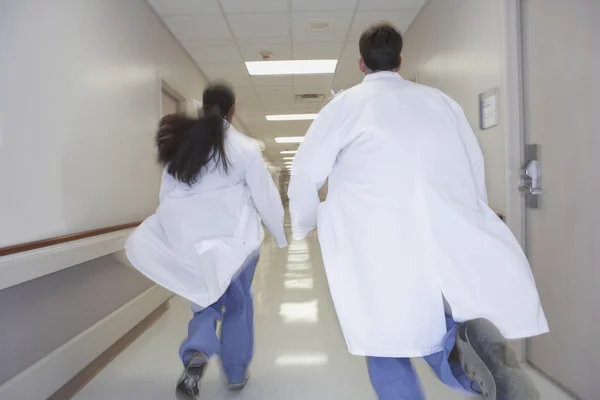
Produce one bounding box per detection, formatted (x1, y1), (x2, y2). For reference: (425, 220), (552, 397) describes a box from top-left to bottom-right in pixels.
(359, 22), (403, 72)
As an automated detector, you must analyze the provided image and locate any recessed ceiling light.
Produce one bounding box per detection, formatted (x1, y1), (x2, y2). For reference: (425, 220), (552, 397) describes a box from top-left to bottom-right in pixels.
(266, 114), (318, 121)
(283, 157), (295, 160)
(275, 137), (304, 144)
(245, 60), (338, 76)
(310, 20), (331, 32)
(280, 150), (298, 154)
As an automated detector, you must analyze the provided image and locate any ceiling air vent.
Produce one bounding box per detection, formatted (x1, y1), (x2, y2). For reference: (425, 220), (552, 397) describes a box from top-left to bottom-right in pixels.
(295, 93), (325, 103)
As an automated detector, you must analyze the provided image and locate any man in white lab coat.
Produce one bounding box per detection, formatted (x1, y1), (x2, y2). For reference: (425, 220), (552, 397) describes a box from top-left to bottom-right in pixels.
(288, 23), (548, 400)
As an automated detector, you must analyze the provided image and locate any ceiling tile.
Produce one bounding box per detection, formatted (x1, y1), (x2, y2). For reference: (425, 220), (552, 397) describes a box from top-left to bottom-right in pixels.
(185, 45), (243, 64)
(333, 70), (364, 90)
(164, 16), (232, 41)
(245, 120), (270, 130)
(182, 37), (237, 47)
(349, 10), (419, 40)
(291, 0), (358, 12)
(234, 87), (261, 105)
(237, 118), (267, 132)
(256, 86), (295, 106)
(357, 0), (426, 11)
(220, 74), (255, 87)
(292, 12), (354, 39)
(148, 0), (222, 16)
(240, 116), (269, 126)
(252, 75), (294, 87)
(292, 102), (324, 112)
(293, 85), (334, 98)
(220, 0), (289, 14)
(237, 37), (291, 46)
(239, 43), (293, 61)
(336, 42), (360, 73)
(199, 63), (249, 78)
(236, 109), (267, 119)
(335, 55), (362, 74)
(293, 75), (334, 90)
(267, 121), (313, 135)
(293, 35), (348, 43)
(227, 14), (290, 38)
(293, 42), (344, 60)
(340, 41), (360, 62)
(237, 102), (265, 111)
(266, 102), (319, 113)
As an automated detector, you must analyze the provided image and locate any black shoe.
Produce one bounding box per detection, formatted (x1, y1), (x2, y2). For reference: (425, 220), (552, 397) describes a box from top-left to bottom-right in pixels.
(176, 353), (208, 400)
(456, 319), (540, 400)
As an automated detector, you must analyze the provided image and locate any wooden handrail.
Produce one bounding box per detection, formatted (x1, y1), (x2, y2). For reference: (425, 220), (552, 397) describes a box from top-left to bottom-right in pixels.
(0, 222), (141, 257)
(0, 211), (506, 257)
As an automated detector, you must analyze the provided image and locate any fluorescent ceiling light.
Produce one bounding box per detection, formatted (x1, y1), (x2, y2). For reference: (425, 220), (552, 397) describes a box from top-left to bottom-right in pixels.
(285, 162), (293, 165)
(275, 137), (304, 144)
(266, 114), (318, 121)
(283, 157), (295, 160)
(245, 60), (338, 76)
(280, 150), (297, 154)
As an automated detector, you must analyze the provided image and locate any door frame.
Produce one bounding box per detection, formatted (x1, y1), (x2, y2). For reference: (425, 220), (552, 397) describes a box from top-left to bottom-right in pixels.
(160, 79), (186, 114)
(500, 0), (527, 362)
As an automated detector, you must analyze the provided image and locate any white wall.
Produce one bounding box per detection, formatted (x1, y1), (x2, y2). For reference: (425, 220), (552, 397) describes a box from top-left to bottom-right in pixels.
(0, 0), (211, 247)
(402, 0), (507, 212)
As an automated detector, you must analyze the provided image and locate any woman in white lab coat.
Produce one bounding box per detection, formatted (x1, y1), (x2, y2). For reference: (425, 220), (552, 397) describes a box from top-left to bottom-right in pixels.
(289, 23), (547, 400)
(125, 83), (287, 399)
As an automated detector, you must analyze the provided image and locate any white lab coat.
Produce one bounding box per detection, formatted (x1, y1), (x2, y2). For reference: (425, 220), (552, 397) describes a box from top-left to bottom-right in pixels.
(288, 72), (548, 358)
(126, 125), (287, 307)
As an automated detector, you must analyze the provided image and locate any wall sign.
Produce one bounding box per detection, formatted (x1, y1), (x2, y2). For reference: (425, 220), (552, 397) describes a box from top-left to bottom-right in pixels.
(479, 87), (500, 130)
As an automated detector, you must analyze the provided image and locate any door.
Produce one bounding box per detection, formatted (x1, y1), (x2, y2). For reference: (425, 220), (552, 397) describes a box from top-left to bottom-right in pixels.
(521, 1), (600, 398)
(161, 89), (180, 117)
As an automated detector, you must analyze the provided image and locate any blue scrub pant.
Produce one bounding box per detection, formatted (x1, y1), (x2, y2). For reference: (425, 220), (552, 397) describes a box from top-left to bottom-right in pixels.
(367, 316), (480, 400)
(179, 251), (259, 385)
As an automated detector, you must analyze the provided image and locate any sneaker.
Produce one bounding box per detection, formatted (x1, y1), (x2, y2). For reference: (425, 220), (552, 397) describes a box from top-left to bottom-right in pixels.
(456, 319), (540, 400)
(175, 353), (208, 400)
(228, 375), (250, 392)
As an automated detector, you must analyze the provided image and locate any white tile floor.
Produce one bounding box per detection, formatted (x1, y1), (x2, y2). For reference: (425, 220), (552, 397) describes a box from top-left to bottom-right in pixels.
(75, 235), (574, 400)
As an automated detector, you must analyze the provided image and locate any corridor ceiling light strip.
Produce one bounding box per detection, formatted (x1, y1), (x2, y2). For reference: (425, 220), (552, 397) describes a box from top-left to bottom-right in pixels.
(283, 157), (295, 160)
(280, 150), (298, 154)
(266, 114), (318, 121)
(245, 60), (338, 76)
(275, 136), (304, 144)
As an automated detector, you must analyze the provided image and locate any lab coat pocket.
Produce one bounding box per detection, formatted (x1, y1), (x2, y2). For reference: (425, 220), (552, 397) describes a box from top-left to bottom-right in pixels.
(194, 236), (254, 306)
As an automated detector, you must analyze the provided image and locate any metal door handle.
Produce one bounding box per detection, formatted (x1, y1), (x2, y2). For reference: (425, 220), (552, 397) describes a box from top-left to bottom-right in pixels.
(520, 144), (542, 208)
(518, 185), (543, 195)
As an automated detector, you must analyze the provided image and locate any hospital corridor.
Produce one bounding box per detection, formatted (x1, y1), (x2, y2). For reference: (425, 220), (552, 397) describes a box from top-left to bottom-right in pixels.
(1, 0), (599, 400)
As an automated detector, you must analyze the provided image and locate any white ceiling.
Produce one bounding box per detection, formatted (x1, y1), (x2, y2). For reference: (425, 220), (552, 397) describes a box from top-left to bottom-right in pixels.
(148, 0), (425, 166)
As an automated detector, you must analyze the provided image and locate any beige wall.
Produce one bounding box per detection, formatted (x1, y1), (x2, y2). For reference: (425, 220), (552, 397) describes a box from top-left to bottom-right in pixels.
(0, 0), (210, 247)
(0, 0), (203, 389)
(402, 0), (507, 212)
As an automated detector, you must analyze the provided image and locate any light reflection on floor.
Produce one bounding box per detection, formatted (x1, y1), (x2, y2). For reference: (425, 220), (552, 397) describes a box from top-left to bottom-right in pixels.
(74, 231), (567, 400)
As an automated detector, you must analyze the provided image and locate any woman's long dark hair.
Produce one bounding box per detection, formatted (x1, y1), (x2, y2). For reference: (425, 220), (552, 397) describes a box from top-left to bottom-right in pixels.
(156, 83), (235, 186)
